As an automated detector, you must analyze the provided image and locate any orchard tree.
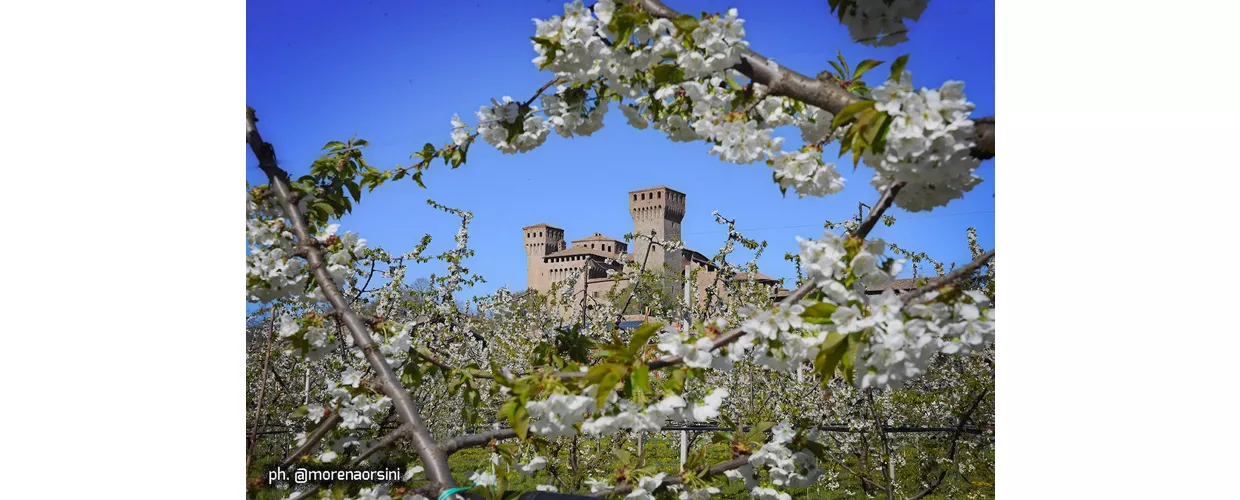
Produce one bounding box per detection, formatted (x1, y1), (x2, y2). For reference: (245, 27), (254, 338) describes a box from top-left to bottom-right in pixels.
(245, 1), (996, 498)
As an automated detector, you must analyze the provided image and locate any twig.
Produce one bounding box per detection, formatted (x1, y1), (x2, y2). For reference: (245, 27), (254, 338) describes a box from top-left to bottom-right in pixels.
(901, 250), (995, 303)
(851, 183), (904, 239)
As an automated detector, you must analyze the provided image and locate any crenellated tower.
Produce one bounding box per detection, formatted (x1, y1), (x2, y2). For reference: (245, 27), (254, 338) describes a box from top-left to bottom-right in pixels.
(628, 186), (685, 279)
(523, 223), (564, 293)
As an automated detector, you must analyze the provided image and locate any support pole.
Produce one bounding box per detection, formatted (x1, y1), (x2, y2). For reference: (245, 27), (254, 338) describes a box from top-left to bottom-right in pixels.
(679, 429), (688, 472)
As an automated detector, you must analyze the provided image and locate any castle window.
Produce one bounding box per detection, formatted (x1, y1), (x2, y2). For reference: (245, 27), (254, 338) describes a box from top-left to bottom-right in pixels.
(658, 192), (662, 199)
(633, 194), (637, 201)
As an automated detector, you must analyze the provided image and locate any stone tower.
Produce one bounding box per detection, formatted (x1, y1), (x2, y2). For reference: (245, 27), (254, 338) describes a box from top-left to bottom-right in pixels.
(628, 186), (685, 277)
(523, 223), (564, 292)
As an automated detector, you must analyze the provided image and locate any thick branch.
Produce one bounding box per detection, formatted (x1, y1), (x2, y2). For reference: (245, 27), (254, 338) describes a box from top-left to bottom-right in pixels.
(247, 108), (456, 492)
(636, 0), (995, 160)
(441, 428), (520, 456)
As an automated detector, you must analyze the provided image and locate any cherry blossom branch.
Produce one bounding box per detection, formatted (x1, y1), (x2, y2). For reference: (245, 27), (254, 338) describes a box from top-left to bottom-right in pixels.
(351, 259), (378, 304)
(901, 249), (996, 303)
(636, 0), (996, 160)
(607, 455), (751, 495)
(279, 410), (343, 469)
(248, 108), (457, 491)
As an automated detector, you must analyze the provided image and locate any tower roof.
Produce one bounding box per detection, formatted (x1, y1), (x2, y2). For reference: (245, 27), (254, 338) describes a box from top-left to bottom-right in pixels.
(572, 232), (623, 242)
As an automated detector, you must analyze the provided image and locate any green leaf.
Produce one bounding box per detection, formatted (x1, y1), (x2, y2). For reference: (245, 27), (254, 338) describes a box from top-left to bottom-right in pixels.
(498, 399), (517, 420)
(801, 302), (838, 321)
(650, 64), (684, 87)
(831, 100), (875, 129)
(870, 112), (895, 154)
(514, 408), (530, 441)
(633, 362), (649, 393)
(530, 36), (562, 69)
(746, 421), (776, 443)
(345, 181), (361, 203)
(852, 59), (884, 79)
(889, 54), (910, 82)
(628, 322), (663, 353)
(411, 171), (425, 188)
(827, 60), (846, 79)
(597, 370), (622, 410)
(352, 139), (369, 147)
(668, 368), (687, 393)
(671, 14), (699, 35)
(839, 332), (862, 386)
(814, 332), (848, 383)
(322, 141), (346, 151)
(608, 7), (646, 48)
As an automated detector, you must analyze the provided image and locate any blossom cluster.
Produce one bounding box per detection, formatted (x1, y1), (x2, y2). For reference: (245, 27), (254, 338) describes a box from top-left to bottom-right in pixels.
(246, 191), (304, 303)
(474, 96), (549, 154)
(708, 229), (996, 391)
(324, 379), (394, 430)
(859, 289), (994, 389)
(524, 379), (730, 438)
(837, 0), (929, 47)
(450, 1), (856, 201)
(865, 73), (982, 212)
(723, 422), (824, 498)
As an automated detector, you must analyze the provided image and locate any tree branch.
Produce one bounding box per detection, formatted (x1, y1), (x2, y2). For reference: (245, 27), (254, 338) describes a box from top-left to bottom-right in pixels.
(852, 183), (904, 239)
(901, 249), (995, 303)
(607, 455), (750, 496)
(440, 428), (520, 456)
(279, 410), (343, 469)
(636, 0), (995, 160)
(247, 108), (456, 492)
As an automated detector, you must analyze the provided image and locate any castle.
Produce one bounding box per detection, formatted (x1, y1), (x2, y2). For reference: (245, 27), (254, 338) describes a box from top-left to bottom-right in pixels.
(522, 186), (790, 314)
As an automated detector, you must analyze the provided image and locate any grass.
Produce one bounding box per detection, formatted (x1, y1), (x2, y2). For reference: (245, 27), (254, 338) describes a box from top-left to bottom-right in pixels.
(249, 433), (993, 499)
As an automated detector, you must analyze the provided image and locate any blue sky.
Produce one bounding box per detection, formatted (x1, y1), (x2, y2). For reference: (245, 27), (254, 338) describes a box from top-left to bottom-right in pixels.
(246, 0), (994, 302)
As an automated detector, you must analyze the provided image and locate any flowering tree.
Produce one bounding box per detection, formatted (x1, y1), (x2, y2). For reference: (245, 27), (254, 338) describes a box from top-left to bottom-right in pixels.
(246, 1), (996, 498)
